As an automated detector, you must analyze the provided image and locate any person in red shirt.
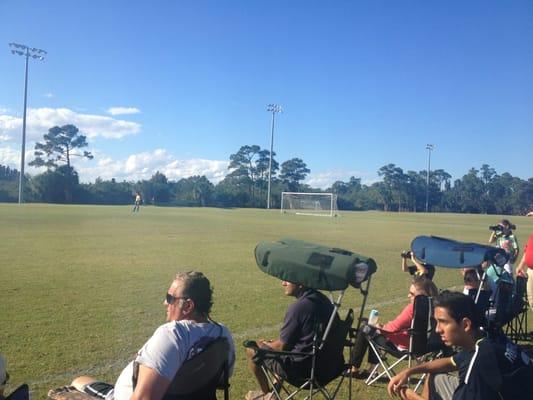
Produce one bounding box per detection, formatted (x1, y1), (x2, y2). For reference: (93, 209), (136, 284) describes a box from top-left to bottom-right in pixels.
(517, 233), (533, 309)
(348, 276), (439, 378)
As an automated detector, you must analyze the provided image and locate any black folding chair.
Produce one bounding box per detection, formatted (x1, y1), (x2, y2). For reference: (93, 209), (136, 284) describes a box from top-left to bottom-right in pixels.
(365, 295), (445, 390)
(504, 276), (531, 342)
(245, 309), (354, 400)
(134, 336), (231, 400)
(246, 238), (378, 400)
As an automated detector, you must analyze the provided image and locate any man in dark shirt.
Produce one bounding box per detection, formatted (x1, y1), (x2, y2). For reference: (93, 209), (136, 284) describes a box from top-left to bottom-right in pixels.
(245, 280), (338, 400)
(387, 291), (533, 400)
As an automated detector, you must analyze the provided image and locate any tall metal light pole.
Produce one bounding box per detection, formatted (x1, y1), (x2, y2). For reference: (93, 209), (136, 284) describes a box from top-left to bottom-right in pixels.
(266, 104), (282, 209)
(425, 144), (435, 212)
(9, 43), (47, 204)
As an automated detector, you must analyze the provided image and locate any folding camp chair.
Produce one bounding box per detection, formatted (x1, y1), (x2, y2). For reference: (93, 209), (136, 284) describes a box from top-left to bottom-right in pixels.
(245, 309), (355, 400)
(364, 295), (444, 390)
(134, 336), (231, 400)
(246, 238), (377, 400)
(505, 275), (531, 342)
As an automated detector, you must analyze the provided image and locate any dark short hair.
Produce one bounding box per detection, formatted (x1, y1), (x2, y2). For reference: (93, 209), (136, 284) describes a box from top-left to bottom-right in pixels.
(434, 290), (483, 329)
(463, 269), (480, 286)
(175, 271), (213, 316)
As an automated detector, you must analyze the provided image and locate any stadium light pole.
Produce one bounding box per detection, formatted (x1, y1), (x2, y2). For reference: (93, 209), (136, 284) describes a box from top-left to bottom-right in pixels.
(9, 42), (47, 204)
(266, 104), (282, 209)
(425, 144), (435, 212)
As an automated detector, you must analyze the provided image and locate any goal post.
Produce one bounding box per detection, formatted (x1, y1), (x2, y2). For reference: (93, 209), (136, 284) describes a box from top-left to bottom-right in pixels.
(280, 192), (339, 217)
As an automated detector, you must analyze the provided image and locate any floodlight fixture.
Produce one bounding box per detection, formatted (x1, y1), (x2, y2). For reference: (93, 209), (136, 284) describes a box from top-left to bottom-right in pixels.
(8, 42), (46, 204)
(425, 144), (435, 212)
(266, 103), (283, 209)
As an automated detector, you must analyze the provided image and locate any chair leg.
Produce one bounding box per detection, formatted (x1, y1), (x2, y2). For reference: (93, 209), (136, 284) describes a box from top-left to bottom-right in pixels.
(365, 341), (407, 385)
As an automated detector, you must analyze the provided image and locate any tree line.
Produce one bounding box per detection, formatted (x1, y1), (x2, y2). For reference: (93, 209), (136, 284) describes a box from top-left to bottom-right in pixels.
(0, 124), (531, 214)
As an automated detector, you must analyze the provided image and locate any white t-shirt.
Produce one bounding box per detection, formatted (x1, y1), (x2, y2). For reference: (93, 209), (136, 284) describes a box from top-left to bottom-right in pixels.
(113, 320), (235, 400)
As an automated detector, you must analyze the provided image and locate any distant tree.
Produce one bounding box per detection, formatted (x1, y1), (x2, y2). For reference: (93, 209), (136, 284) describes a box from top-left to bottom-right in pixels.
(29, 124), (93, 202)
(142, 171), (171, 204)
(279, 158), (310, 191)
(227, 145), (277, 207)
(378, 164), (406, 211)
(29, 124), (93, 169)
(175, 175), (214, 206)
(82, 178), (134, 204)
(227, 145), (261, 203)
(330, 176), (363, 210)
(0, 165), (19, 181)
(255, 149), (279, 202)
(30, 165), (80, 203)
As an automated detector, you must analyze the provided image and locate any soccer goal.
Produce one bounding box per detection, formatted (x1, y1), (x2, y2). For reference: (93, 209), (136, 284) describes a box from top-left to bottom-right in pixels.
(281, 192), (339, 217)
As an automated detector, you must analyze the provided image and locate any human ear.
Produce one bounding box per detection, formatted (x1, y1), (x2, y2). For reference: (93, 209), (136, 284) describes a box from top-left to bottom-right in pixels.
(461, 317), (473, 333)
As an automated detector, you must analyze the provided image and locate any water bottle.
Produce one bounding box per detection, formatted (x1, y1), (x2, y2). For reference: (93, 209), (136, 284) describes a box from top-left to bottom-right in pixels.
(368, 309), (379, 326)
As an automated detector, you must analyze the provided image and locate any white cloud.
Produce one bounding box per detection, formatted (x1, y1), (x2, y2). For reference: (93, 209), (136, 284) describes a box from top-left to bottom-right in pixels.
(0, 114), (19, 141)
(107, 107), (141, 116)
(44, 93), (54, 98)
(0, 146), (21, 165)
(305, 169), (378, 189)
(76, 149), (230, 184)
(0, 107), (141, 142)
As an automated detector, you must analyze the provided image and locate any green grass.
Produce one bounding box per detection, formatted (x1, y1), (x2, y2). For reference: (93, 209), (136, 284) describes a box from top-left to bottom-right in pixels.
(1, 204), (532, 399)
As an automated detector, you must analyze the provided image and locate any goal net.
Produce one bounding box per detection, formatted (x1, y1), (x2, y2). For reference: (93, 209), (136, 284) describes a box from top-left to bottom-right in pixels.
(281, 192), (339, 217)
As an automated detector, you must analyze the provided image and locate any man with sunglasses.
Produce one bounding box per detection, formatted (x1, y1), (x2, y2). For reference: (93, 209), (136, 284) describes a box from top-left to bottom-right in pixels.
(68, 271), (235, 400)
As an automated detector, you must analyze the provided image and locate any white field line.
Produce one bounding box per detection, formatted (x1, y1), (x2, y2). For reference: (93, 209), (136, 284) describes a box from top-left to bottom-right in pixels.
(27, 287), (462, 389)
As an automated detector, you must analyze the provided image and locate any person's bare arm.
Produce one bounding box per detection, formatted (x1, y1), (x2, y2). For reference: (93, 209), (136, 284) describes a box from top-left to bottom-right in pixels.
(489, 231), (496, 244)
(388, 357), (456, 398)
(411, 254), (427, 275)
(517, 253), (528, 277)
(130, 365), (171, 400)
(401, 257), (409, 272)
(257, 338), (287, 351)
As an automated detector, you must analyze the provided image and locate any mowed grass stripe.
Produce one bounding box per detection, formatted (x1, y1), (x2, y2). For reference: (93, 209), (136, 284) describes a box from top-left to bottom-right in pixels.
(2, 204), (532, 399)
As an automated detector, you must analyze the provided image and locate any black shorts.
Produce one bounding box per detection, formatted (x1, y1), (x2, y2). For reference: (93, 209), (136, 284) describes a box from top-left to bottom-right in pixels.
(263, 356), (312, 386)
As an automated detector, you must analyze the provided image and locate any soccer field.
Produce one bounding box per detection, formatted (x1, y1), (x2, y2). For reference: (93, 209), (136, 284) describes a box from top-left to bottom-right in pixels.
(1, 204), (532, 399)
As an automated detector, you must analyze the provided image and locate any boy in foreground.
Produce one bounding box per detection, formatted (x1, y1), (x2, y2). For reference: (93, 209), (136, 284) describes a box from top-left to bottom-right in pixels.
(387, 291), (533, 400)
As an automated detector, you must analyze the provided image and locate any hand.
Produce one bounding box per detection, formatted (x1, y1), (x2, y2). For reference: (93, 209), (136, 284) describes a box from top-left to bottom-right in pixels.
(258, 339), (272, 349)
(387, 370), (409, 397)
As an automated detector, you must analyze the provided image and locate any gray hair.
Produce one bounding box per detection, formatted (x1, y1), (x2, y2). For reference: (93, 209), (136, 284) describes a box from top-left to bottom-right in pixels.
(174, 271), (213, 316)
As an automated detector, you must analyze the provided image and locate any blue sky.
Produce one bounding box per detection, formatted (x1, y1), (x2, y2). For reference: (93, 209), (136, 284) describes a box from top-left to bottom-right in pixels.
(1, 1), (532, 188)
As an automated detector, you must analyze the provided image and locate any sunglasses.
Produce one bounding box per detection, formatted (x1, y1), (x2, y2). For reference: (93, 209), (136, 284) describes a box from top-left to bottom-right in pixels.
(166, 292), (189, 305)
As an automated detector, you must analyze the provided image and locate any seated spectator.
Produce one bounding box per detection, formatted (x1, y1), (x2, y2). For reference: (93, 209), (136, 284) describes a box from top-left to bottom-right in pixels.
(488, 219), (519, 276)
(401, 251), (435, 280)
(349, 276), (439, 378)
(69, 271), (235, 400)
(461, 264), (495, 295)
(462, 268), (481, 295)
(388, 291), (533, 400)
(244, 280), (341, 400)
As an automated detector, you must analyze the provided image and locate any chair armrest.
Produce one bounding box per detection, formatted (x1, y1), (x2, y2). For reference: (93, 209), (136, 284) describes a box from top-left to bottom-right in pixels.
(243, 340), (311, 362)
